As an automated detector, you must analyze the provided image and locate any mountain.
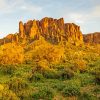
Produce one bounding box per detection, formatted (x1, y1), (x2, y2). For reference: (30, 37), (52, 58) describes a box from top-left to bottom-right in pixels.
(0, 17), (100, 46)
(83, 32), (100, 44)
(0, 17), (83, 46)
(0, 17), (100, 100)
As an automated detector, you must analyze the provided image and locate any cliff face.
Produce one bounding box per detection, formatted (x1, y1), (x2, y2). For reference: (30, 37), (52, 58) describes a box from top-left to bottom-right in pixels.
(83, 32), (100, 44)
(19, 17), (83, 45)
(0, 34), (19, 45)
(0, 17), (83, 45)
(19, 21), (25, 38)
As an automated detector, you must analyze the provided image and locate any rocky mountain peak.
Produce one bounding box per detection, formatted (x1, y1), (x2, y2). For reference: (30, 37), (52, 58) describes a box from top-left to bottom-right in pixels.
(18, 17), (83, 45)
(0, 17), (84, 46)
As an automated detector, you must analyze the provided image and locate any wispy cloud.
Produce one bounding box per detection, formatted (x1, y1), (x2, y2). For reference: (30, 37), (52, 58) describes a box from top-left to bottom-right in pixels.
(62, 0), (100, 23)
(0, 0), (42, 14)
(91, 6), (100, 17)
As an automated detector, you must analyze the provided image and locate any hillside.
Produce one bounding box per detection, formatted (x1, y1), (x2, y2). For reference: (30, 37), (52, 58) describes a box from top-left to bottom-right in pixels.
(0, 17), (100, 100)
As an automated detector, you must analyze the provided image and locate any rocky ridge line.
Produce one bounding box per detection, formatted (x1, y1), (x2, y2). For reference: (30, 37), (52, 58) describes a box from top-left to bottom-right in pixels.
(0, 17), (84, 45)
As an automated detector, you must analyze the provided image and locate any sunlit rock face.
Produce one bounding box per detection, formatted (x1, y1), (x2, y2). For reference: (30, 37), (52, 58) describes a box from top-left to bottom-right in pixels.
(19, 21), (25, 38)
(0, 34), (19, 45)
(19, 17), (83, 45)
(0, 17), (83, 45)
(83, 32), (100, 44)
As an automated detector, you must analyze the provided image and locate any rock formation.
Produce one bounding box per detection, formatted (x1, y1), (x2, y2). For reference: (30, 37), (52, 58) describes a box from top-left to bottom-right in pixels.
(83, 32), (100, 44)
(19, 21), (25, 38)
(0, 17), (84, 45)
(19, 17), (83, 45)
(0, 33), (19, 45)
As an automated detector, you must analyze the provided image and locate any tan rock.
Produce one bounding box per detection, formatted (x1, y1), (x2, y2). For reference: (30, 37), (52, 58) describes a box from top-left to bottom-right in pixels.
(19, 21), (25, 38)
(0, 17), (84, 46)
(83, 32), (100, 44)
(29, 20), (40, 39)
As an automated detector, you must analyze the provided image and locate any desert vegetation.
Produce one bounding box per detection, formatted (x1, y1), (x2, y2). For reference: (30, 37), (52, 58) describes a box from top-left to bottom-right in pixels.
(0, 17), (100, 100)
(0, 40), (100, 100)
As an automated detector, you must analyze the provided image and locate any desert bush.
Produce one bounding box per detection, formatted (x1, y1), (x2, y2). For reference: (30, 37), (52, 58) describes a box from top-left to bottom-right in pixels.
(62, 86), (80, 97)
(93, 86), (100, 95)
(0, 64), (16, 75)
(89, 67), (100, 85)
(43, 70), (60, 79)
(8, 77), (28, 92)
(30, 60), (51, 75)
(88, 59), (100, 74)
(0, 85), (19, 100)
(0, 84), (4, 92)
(52, 82), (66, 91)
(78, 92), (97, 100)
(2, 90), (19, 100)
(60, 68), (75, 79)
(25, 38), (65, 65)
(24, 59), (34, 64)
(62, 80), (80, 96)
(43, 67), (75, 80)
(95, 72), (100, 85)
(0, 43), (24, 64)
(75, 73), (95, 86)
(32, 86), (55, 100)
(73, 59), (87, 72)
(11, 64), (33, 79)
(37, 60), (50, 72)
(29, 72), (44, 82)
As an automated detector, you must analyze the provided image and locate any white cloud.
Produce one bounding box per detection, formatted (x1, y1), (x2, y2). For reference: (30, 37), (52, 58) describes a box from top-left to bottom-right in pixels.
(0, 0), (42, 14)
(68, 13), (85, 24)
(63, 3), (100, 25)
(91, 6), (100, 17)
(63, 12), (87, 25)
(20, 5), (42, 14)
(0, 0), (6, 8)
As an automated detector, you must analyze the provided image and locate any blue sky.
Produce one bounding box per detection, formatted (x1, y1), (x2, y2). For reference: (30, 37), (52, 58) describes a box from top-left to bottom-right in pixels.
(0, 0), (100, 38)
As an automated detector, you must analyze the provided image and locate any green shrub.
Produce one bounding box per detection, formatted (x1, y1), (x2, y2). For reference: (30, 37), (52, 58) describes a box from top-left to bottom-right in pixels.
(62, 81), (80, 96)
(9, 77), (28, 92)
(60, 68), (75, 79)
(52, 82), (66, 91)
(43, 70), (60, 79)
(78, 92), (97, 100)
(95, 71), (100, 85)
(0, 64), (16, 75)
(29, 72), (44, 82)
(62, 86), (80, 97)
(43, 68), (74, 80)
(75, 73), (95, 86)
(93, 87), (100, 94)
(95, 76), (100, 85)
(32, 86), (55, 100)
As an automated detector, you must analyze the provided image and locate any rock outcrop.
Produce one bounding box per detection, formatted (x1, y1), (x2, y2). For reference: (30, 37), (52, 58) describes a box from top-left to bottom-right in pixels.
(0, 17), (83, 45)
(83, 32), (100, 44)
(0, 33), (19, 45)
(19, 17), (83, 45)
(19, 21), (25, 38)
